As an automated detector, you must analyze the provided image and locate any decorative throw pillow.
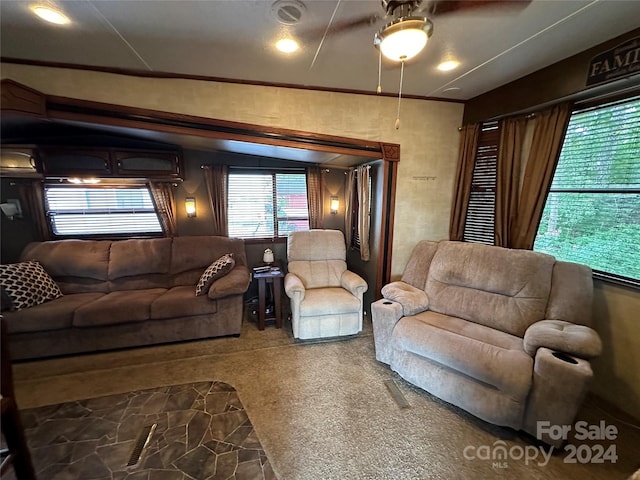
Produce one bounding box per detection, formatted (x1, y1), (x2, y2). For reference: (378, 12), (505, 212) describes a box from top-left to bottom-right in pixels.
(195, 254), (235, 296)
(0, 261), (63, 310)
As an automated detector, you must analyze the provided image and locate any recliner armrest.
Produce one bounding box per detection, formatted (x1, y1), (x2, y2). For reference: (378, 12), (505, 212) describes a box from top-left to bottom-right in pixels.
(523, 319), (602, 359)
(340, 270), (368, 297)
(284, 273), (306, 301)
(381, 281), (429, 316)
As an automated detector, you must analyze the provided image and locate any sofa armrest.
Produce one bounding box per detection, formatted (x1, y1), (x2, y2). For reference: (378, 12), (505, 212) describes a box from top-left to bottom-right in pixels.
(284, 273), (305, 301)
(523, 347), (594, 448)
(523, 320), (602, 359)
(381, 281), (429, 316)
(371, 298), (404, 364)
(208, 265), (251, 299)
(340, 270), (368, 297)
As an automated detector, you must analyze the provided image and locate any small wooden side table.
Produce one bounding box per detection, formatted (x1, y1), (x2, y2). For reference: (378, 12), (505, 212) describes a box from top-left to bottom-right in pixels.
(254, 267), (284, 330)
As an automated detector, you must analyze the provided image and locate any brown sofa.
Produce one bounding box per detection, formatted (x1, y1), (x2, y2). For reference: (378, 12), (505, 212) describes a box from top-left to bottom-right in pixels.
(2, 235), (250, 360)
(372, 240), (602, 447)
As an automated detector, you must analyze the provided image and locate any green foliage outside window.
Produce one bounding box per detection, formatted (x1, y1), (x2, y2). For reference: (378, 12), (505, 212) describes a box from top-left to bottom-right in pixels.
(534, 96), (640, 282)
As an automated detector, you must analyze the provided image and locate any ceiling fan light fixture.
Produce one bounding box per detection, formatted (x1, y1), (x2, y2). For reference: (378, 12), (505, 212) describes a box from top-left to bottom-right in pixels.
(375, 17), (433, 62)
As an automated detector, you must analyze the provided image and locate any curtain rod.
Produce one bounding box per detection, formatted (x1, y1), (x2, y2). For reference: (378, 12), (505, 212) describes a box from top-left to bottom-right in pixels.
(360, 159), (383, 167)
(457, 112), (536, 131)
(201, 164), (305, 171)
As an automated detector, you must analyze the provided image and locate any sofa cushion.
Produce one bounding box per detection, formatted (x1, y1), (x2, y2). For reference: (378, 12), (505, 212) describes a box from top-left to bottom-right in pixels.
(426, 241), (555, 337)
(395, 311), (533, 399)
(287, 230), (347, 289)
(108, 238), (172, 280)
(400, 240), (439, 290)
(170, 236), (248, 283)
(2, 293), (105, 333)
(73, 288), (166, 327)
(0, 261), (63, 310)
(21, 240), (111, 281)
(151, 286), (218, 319)
(195, 254), (235, 296)
(300, 288), (361, 316)
(546, 261), (594, 327)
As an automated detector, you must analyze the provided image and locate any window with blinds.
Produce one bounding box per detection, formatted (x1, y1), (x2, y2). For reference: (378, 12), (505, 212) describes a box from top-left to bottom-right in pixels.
(463, 121), (500, 245)
(45, 185), (163, 236)
(227, 170), (309, 240)
(534, 95), (640, 283)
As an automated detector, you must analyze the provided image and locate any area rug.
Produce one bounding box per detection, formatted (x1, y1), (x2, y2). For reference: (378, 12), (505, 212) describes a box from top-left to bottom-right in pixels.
(18, 381), (276, 480)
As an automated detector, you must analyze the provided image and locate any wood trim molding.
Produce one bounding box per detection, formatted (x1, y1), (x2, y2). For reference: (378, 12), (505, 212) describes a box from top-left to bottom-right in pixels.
(381, 143), (400, 162)
(375, 142), (400, 295)
(1, 57), (465, 105)
(0, 79), (46, 118)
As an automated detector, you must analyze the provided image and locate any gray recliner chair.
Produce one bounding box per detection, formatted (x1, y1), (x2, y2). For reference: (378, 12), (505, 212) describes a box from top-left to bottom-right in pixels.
(284, 229), (368, 339)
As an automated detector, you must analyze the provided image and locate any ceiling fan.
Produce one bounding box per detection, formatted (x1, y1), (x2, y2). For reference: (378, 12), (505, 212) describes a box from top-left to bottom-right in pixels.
(305, 0), (531, 61)
(301, 0), (531, 128)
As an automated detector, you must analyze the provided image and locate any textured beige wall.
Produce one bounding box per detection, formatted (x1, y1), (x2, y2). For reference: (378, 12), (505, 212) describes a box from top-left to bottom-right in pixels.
(591, 281), (640, 420)
(1, 63), (464, 278)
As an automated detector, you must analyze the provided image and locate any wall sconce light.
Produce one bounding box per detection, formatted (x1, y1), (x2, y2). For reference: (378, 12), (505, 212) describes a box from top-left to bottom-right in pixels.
(185, 197), (197, 218)
(330, 196), (339, 215)
(0, 199), (22, 220)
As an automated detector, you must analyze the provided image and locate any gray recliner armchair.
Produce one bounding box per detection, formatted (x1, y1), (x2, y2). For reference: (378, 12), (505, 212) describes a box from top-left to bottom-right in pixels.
(285, 229), (368, 340)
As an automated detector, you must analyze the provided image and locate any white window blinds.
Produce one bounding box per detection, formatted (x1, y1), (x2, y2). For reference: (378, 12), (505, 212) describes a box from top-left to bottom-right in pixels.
(463, 121), (499, 245)
(227, 171), (309, 239)
(534, 95), (640, 283)
(45, 185), (163, 236)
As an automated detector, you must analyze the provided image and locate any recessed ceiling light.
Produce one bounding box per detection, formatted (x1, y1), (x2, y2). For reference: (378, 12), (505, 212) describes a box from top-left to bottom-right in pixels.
(276, 38), (299, 53)
(30, 4), (71, 25)
(437, 60), (460, 72)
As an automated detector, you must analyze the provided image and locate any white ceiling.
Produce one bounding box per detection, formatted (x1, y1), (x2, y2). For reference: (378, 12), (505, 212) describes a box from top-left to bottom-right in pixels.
(2, 0), (640, 101)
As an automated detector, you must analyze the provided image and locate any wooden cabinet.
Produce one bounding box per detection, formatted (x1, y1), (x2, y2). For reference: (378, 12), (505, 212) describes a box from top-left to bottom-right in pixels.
(40, 148), (112, 176)
(37, 147), (183, 180)
(115, 150), (182, 177)
(0, 146), (42, 178)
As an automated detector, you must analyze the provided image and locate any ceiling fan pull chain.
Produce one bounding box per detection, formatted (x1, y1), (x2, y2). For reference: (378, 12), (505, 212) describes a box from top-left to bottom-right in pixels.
(395, 59), (405, 130)
(377, 49), (382, 94)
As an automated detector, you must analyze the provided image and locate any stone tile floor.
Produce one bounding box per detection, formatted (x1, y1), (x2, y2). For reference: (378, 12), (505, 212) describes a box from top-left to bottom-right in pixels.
(7, 381), (276, 480)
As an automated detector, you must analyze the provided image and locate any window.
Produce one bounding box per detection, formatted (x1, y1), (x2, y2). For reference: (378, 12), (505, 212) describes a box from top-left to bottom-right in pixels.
(534, 96), (640, 283)
(463, 121), (500, 245)
(45, 185), (163, 236)
(227, 170), (309, 239)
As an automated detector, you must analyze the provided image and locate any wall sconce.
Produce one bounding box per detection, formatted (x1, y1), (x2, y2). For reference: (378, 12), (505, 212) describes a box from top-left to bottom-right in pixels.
(0, 199), (22, 220)
(330, 196), (339, 215)
(185, 197), (197, 218)
(263, 248), (274, 264)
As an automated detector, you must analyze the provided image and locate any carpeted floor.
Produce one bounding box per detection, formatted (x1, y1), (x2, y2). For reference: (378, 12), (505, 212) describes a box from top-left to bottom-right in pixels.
(10, 313), (640, 480)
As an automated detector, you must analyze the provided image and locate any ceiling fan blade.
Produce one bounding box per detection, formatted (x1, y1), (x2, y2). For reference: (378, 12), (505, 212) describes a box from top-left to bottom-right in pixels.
(300, 13), (382, 41)
(429, 0), (531, 16)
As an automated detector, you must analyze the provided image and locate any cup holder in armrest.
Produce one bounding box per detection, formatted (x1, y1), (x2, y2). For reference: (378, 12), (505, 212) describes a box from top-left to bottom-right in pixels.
(383, 301), (393, 305)
(552, 351), (578, 364)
